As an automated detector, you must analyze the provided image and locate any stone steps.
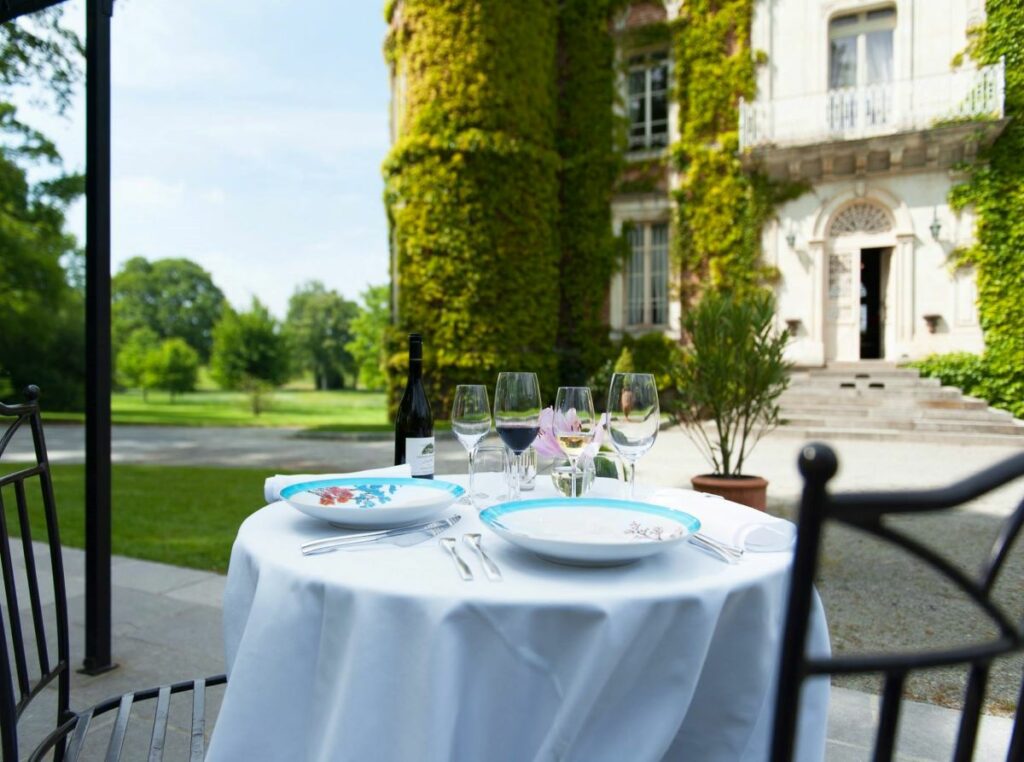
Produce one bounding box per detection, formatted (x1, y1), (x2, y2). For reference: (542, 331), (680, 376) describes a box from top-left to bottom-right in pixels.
(778, 364), (1024, 444)
(781, 386), (964, 401)
(779, 404), (1012, 422)
(771, 426), (1024, 447)
(780, 415), (1024, 436)
(789, 375), (941, 389)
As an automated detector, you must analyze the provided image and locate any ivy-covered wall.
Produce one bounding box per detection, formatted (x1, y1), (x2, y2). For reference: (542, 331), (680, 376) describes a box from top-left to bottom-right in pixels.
(555, 0), (624, 384)
(384, 1), (562, 410)
(948, 0), (1024, 416)
(669, 0), (800, 305)
(385, 1), (625, 409)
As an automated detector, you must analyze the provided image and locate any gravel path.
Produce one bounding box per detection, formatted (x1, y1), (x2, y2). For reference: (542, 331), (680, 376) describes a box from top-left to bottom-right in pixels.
(10, 422), (1024, 714)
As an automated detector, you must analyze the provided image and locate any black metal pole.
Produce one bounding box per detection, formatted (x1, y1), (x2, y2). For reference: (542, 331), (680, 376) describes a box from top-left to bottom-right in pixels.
(82, 0), (115, 675)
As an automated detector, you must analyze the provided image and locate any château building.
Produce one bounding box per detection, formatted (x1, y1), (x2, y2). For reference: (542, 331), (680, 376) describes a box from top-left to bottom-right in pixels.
(612, 0), (1005, 365)
(386, 1), (1006, 385)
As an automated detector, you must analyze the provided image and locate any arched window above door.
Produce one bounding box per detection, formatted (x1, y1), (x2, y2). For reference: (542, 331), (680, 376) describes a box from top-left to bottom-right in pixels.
(828, 202), (893, 237)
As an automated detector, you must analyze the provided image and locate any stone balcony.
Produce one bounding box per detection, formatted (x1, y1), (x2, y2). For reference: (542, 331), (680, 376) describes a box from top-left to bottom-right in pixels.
(738, 60), (1008, 183)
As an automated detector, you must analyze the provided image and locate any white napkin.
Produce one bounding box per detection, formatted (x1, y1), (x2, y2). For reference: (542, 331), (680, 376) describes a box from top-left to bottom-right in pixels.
(732, 521), (796, 552)
(649, 488), (796, 553)
(264, 465), (412, 504)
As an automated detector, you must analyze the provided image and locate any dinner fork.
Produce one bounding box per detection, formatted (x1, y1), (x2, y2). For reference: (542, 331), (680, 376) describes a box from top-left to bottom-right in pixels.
(693, 532), (744, 559)
(689, 534), (742, 564)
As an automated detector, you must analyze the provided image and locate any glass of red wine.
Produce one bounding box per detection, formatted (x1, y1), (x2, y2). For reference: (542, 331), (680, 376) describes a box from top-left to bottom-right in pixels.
(493, 371), (542, 502)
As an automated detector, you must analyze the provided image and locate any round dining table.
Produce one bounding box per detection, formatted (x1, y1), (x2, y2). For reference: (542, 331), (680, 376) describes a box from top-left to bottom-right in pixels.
(207, 473), (830, 762)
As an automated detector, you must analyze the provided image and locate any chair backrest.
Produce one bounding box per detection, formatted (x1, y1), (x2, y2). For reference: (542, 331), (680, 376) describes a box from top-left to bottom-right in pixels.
(770, 442), (1024, 762)
(0, 386), (71, 761)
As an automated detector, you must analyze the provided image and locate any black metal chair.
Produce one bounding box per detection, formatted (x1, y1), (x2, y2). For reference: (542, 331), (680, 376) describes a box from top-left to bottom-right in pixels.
(771, 441), (1024, 762)
(0, 387), (226, 761)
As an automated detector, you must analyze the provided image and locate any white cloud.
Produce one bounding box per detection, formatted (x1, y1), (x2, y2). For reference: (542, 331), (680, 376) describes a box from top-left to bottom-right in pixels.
(114, 175), (187, 209)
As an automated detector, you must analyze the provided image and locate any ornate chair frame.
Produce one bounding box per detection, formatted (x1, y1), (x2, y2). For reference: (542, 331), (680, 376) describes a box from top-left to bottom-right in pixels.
(771, 442), (1024, 762)
(0, 387), (226, 761)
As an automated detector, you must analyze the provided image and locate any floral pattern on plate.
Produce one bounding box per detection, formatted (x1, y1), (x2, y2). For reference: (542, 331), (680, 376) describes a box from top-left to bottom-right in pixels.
(624, 521), (686, 542)
(307, 483), (399, 510)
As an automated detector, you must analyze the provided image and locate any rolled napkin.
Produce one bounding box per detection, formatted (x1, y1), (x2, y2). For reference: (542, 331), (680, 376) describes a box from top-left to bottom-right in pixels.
(264, 465), (412, 504)
(649, 488), (796, 553)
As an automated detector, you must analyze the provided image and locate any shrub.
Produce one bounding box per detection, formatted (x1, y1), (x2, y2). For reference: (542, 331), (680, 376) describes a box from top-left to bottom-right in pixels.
(910, 352), (1024, 418)
(908, 353), (986, 396)
(672, 291), (791, 476)
(143, 338), (200, 400)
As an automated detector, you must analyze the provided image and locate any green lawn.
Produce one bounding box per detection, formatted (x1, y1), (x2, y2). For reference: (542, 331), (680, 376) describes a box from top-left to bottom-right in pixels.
(46, 388), (390, 430)
(7, 464), (280, 573)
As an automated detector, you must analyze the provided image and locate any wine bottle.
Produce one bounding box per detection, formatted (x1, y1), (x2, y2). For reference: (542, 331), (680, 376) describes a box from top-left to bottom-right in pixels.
(394, 333), (434, 479)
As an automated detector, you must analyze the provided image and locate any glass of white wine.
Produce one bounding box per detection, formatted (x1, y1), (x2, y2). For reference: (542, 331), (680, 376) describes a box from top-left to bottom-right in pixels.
(451, 385), (491, 503)
(553, 386), (597, 498)
(606, 373), (659, 499)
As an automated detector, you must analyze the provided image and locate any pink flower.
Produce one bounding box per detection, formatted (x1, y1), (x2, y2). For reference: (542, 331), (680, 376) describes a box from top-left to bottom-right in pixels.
(533, 408), (609, 460)
(582, 413), (608, 459)
(534, 407), (563, 458)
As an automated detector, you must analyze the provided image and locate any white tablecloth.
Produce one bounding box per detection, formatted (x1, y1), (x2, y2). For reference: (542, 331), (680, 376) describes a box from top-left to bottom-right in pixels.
(208, 476), (830, 762)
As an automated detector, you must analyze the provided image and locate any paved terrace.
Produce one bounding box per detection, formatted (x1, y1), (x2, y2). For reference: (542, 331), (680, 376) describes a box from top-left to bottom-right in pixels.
(8, 424), (1023, 760)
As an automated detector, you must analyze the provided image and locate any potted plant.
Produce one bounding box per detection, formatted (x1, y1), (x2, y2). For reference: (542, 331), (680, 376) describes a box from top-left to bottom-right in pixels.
(672, 290), (791, 510)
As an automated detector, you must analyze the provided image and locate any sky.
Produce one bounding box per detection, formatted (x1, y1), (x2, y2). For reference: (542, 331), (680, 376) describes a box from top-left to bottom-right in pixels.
(18, 0), (392, 317)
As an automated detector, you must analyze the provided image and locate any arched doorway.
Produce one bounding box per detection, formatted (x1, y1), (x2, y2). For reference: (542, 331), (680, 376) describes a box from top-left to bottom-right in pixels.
(825, 201), (897, 361)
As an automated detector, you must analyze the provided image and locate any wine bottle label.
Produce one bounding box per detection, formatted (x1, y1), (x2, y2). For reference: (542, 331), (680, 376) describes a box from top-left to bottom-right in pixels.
(406, 436), (435, 477)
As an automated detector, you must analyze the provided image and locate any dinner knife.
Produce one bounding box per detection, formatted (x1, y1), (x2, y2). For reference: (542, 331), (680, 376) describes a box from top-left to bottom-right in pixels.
(301, 514), (462, 556)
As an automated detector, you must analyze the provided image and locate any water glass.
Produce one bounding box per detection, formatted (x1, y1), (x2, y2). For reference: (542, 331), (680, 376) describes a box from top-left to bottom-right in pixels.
(509, 445), (537, 492)
(550, 452), (624, 497)
(550, 458), (594, 497)
(606, 373), (660, 499)
(470, 444), (509, 509)
(451, 385), (491, 501)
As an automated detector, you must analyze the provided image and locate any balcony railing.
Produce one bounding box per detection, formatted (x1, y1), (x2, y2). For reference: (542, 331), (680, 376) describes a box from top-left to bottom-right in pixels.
(739, 60), (1005, 151)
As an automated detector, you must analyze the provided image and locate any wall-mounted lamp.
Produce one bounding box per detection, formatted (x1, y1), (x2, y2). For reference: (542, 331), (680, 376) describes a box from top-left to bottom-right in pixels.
(929, 208), (942, 240)
(785, 229), (796, 248)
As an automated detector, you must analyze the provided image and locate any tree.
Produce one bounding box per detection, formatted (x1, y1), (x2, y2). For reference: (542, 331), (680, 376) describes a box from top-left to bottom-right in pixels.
(112, 257), (226, 362)
(143, 339), (199, 400)
(0, 9), (85, 409)
(210, 300), (290, 415)
(283, 281), (359, 390)
(1, 9), (82, 115)
(345, 285), (390, 390)
(116, 327), (160, 397)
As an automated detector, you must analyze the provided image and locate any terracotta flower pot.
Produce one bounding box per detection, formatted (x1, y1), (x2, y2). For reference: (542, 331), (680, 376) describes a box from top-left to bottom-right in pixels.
(691, 474), (769, 511)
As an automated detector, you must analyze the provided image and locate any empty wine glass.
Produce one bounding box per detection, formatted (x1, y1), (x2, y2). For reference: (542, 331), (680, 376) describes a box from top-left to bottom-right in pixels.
(451, 385), (491, 504)
(606, 373), (660, 499)
(493, 372), (542, 502)
(553, 387), (597, 498)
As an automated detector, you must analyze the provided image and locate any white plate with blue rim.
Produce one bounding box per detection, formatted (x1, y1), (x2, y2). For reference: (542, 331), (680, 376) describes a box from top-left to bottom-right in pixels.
(280, 477), (464, 529)
(479, 497), (701, 567)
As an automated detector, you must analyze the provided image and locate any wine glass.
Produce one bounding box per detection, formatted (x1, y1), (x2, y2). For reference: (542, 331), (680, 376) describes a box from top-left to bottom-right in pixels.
(553, 387), (597, 498)
(606, 373), (660, 499)
(493, 372), (542, 501)
(450, 385), (491, 504)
